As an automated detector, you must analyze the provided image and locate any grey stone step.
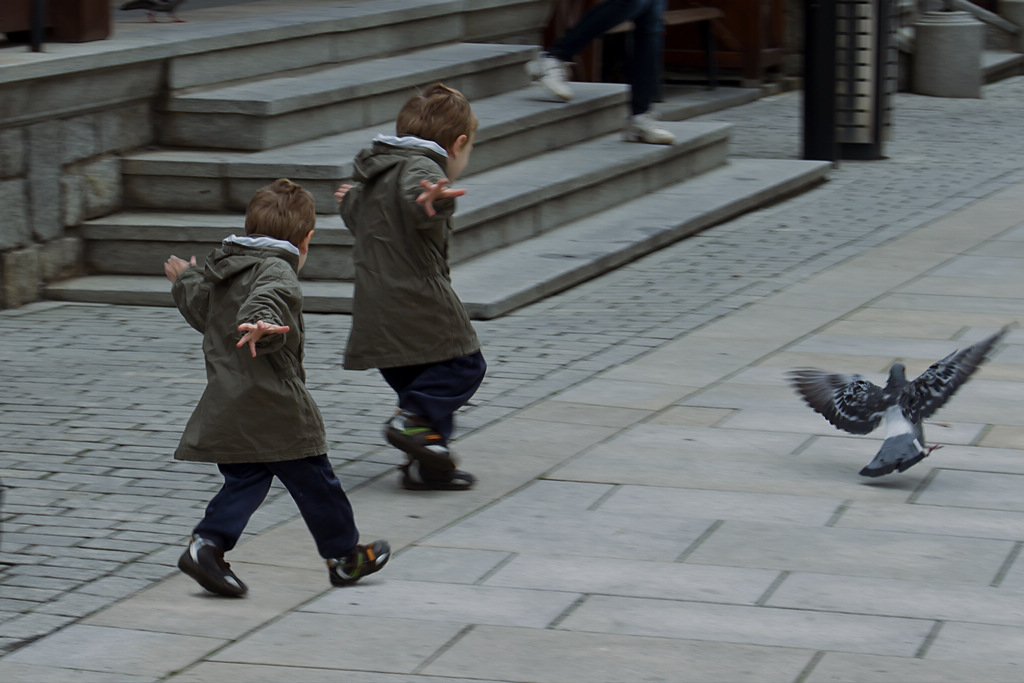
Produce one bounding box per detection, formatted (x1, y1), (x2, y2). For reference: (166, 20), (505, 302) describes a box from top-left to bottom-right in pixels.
(982, 49), (1024, 83)
(0, 0), (548, 91)
(46, 159), (831, 317)
(85, 119), (731, 280)
(124, 82), (631, 212)
(451, 158), (832, 319)
(164, 0), (549, 90)
(162, 42), (537, 150)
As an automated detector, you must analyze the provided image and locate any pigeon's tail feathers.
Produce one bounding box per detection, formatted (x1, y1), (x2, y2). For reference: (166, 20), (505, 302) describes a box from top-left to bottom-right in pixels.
(859, 433), (931, 477)
(904, 325), (1010, 422)
(788, 369), (887, 435)
(120, 0), (148, 9)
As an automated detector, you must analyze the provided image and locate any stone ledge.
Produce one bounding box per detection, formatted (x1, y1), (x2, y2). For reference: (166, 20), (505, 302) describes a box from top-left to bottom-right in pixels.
(0, 0), (547, 87)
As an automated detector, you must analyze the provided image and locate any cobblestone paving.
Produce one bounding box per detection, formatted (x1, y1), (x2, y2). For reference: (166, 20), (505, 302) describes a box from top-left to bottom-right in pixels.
(2, 76), (1024, 653)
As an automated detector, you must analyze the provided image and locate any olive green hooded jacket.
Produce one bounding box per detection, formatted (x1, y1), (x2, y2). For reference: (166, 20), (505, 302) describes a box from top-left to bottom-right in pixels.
(171, 236), (327, 464)
(339, 136), (480, 370)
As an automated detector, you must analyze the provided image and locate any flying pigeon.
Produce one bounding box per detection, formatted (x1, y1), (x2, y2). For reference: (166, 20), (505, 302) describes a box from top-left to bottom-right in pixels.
(789, 326), (1009, 477)
(119, 0), (186, 23)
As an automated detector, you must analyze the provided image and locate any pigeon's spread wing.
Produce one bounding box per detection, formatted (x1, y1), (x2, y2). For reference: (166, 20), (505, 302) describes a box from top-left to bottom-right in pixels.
(789, 369), (888, 434)
(903, 326), (1009, 422)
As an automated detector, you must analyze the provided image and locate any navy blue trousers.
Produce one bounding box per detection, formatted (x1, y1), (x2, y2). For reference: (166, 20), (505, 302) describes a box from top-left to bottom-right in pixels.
(379, 350), (486, 442)
(548, 0), (665, 115)
(193, 454), (359, 559)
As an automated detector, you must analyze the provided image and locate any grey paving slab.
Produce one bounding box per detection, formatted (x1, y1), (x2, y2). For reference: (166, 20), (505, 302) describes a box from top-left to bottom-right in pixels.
(871, 292), (1024, 316)
(513, 401), (651, 428)
(424, 625), (815, 683)
(805, 652), (1024, 683)
(768, 571), (1024, 626)
(83, 564), (326, 638)
(822, 317), (973, 340)
(421, 481), (713, 561)
(0, 661), (156, 683)
(302, 579), (578, 628)
(647, 404), (733, 427)
(483, 553), (777, 605)
(170, 663), (499, 683)
(2, 624), (224, 678)
(978, 424), (1024, 449)
(685, 520), (1013, 584)
(548, 423), (887, 497)
(543, 377), (698, 410)
(924, 621), (1024, 667)
(207, 613), (464, 673)
(993, 549), (1024, 592)
(598, 483), (842, 525)
(785, 333), (1002, 363)
(382, 546), (510, 584)
(557, 595), (934, 656)
(915, 469), (1024, 512)
(834, 499), (1024, 542)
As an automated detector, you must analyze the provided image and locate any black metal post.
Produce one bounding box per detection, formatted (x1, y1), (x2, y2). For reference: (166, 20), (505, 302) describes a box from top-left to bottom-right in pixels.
(802, 0), (837, 161)
(30, 0), (46, 52)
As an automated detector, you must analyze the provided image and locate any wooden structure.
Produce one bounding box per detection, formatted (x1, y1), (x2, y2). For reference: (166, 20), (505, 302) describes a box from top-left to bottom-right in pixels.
(0, 0), (110, 43)
(542, 0), (784, 85)
(610, 7), (724, 88)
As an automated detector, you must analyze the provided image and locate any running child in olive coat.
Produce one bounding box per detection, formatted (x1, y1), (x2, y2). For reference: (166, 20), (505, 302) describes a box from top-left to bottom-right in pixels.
(165, 178), (389, 597)
(335, 83), (485, 491)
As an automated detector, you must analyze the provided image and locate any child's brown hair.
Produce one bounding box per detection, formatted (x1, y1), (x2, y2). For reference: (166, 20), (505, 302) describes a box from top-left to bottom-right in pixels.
(245, 178), (316, 247)
(396, 83), (478, 151)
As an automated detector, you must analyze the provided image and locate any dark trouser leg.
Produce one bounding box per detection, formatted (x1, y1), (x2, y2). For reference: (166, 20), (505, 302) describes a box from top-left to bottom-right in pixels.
(193, 462), (274, 552)
(380, 350), (487, 442)
(548, 0), (645, 62)
(269, 455), (359, 559)
(626, 0), (664, 114)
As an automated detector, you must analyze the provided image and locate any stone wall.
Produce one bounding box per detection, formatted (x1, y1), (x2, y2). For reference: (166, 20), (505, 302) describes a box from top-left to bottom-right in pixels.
(0, 65), (157, 308)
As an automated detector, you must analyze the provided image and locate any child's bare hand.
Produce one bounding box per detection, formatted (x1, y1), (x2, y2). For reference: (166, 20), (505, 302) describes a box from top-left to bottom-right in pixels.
(334, 184), (353, 204)
(417, 178), (465, 217)
(165, 255), (196, 282)
(236, 320), (290, 358)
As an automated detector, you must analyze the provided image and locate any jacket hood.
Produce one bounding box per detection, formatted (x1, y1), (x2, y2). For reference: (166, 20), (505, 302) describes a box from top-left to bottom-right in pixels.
(204, 235), (301, 283)
(353, 134), (448, 183)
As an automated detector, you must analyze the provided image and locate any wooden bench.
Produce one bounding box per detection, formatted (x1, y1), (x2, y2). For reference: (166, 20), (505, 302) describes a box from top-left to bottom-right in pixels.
(607, 7), (725, 89)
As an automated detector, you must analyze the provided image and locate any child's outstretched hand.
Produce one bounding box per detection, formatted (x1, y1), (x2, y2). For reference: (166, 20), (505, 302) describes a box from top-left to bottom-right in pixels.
(164, 255), (196, 283)
(417, 178), (465, 217)
(334, 184), (352, 204)
(237, 320), (290, 358)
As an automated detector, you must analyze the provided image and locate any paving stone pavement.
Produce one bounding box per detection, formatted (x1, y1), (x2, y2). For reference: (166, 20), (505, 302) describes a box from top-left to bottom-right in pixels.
(3, 42), (1024, 681)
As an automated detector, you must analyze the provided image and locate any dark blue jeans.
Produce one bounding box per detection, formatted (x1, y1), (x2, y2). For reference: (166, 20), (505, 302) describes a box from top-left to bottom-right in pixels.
(380, 350), (486, 442)
(194, 454), (359, 559)
(548, 0), (666, 115)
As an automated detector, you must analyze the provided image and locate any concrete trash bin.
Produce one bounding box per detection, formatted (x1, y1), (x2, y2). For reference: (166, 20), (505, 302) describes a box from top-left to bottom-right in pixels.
(912, 10), (984, 98)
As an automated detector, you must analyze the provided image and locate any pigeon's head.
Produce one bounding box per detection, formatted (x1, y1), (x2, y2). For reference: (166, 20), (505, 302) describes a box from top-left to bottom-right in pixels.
(887, 363), (907, 383)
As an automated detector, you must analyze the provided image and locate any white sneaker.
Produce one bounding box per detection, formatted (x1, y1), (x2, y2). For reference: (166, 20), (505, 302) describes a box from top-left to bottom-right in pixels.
(525, 53), (574, 101)
(623, 112), (676, 145)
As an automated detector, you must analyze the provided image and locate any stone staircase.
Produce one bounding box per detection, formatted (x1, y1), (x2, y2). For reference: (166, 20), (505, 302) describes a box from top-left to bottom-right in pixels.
(45, 0), (831, 319)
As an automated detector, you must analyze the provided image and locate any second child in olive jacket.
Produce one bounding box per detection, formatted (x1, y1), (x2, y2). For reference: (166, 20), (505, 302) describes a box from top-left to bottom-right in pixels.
(336, 83), (486, 492)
